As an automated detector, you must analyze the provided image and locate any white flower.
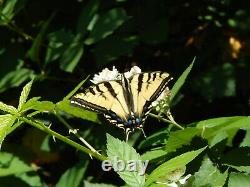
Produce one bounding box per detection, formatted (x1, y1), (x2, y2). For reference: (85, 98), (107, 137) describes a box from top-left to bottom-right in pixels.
(151, 87), (170, 108)
(124, 66), (141, 79)
(156, 167), (191, 187)
(179, 174), (191, 184)
(90, 66), (120, 84)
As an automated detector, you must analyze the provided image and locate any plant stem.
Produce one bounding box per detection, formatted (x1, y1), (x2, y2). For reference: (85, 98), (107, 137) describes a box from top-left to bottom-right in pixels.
(149, 113), (184, 130)
(55, 113), (99, 154)
(18, 116), (107, 161)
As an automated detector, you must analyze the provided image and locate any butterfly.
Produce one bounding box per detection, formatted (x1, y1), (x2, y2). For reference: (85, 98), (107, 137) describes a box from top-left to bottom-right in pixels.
(71, 67), (172, 140)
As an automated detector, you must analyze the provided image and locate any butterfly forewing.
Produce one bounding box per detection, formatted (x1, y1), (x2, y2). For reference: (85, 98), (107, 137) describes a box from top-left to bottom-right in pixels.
(130, 72), (171, 117)
(71, 81), (130, 123)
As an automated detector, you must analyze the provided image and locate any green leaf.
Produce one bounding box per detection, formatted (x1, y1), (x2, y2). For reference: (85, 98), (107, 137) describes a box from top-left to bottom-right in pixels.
(59, 34), (84, 72)
(56, 161), (88, 187)
(0, 66), (34, 93)
(84, 181), (116, 187)
(195, 116), (250, 143)
(22, 98), (55, 113)
(240, 129), (250, 147)
(193, 63), (236, 100)
(0, 114), (16, 146)
(15, 172), (42, 187)
(0, 102), (17, 114)
(170, 57), (195, 102)
(56, 99), (100, 124)
(106, 134), (145, 187)
(27, 14), (54, 62)
(145, 147), (206, 186)
(228, 173), (250, 187)
(93, 35), (138, 66)
(18, 80), (33, 111)
(165, 128), (200, 153)
(138, 128), (169, 150)
(85, 8), (129, 45)
(76, 0), (100, 35)
(45, 29), (74, 65)
(193, 157), (228, 187)
(0, 152), (33, 176)
(141, 149), (167, 161)
(65, 76), (89, 100)
(0, 0), (18, 23)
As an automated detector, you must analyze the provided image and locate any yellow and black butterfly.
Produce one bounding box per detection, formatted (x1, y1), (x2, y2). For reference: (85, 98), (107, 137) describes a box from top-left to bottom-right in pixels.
(70, 70), (171, 140)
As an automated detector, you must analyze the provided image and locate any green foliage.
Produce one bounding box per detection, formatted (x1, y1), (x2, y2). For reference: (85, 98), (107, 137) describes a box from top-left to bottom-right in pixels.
(106, 134), (145, 187)
(1, 0), (250, 186)
(145, 147), (206, 186)
(56, 161), (88, 187)
(170, 57), (195, 103)
(193, 157), (228, 187)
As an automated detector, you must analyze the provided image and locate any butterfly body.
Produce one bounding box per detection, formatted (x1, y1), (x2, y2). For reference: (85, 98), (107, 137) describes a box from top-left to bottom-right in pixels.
(70, 71), (172, 138)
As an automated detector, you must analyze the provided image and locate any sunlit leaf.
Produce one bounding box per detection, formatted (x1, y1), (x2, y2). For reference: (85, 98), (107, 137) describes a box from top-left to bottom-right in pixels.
(193, 157), (228, 187)
(107, 134), (145, 187)
(0, 152), (32, 176)
(0, 114), (16, 146)
(228, 173), (250, 187)
(0, 102), (17, 114)
(145, 147), (206, 186)
(56, 161), (88, 187)
(18, 80), (33, 111)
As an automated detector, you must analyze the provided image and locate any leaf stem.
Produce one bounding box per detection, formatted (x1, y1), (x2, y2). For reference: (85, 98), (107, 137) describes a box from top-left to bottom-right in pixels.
(18, 116), (107, 161)
(55, 113), (99, 154)
(149, 113), (184, 130)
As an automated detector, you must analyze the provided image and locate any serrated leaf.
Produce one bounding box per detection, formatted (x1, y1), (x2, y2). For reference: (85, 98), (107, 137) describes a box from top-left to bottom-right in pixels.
(56, 161), (88, 187)
(170, 57), (195, 102)
(56, 99), (100, 124)
(106, 134), (145, 187)
(18, 80), (33, 110)
(22, 98), (55, 113)
(0, 114), (16, 146)
(85, 8), (129, 45)
(145, 147), (206, 186)
(165, 128), (200, 153)
(228, 173), (250, 187)
(0, 152), (33, 176)
(0, 101), (17, 114)
(193, 157), (228, 187)
(84, 181), (116, 187)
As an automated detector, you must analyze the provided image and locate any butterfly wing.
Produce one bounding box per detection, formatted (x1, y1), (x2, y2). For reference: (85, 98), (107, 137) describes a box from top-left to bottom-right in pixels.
(71, 81), (130, 128)
(130, 72), (171, 119)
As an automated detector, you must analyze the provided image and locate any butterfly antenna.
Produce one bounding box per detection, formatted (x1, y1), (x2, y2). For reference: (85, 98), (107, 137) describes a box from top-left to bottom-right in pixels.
(141, 128), (147, 139)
